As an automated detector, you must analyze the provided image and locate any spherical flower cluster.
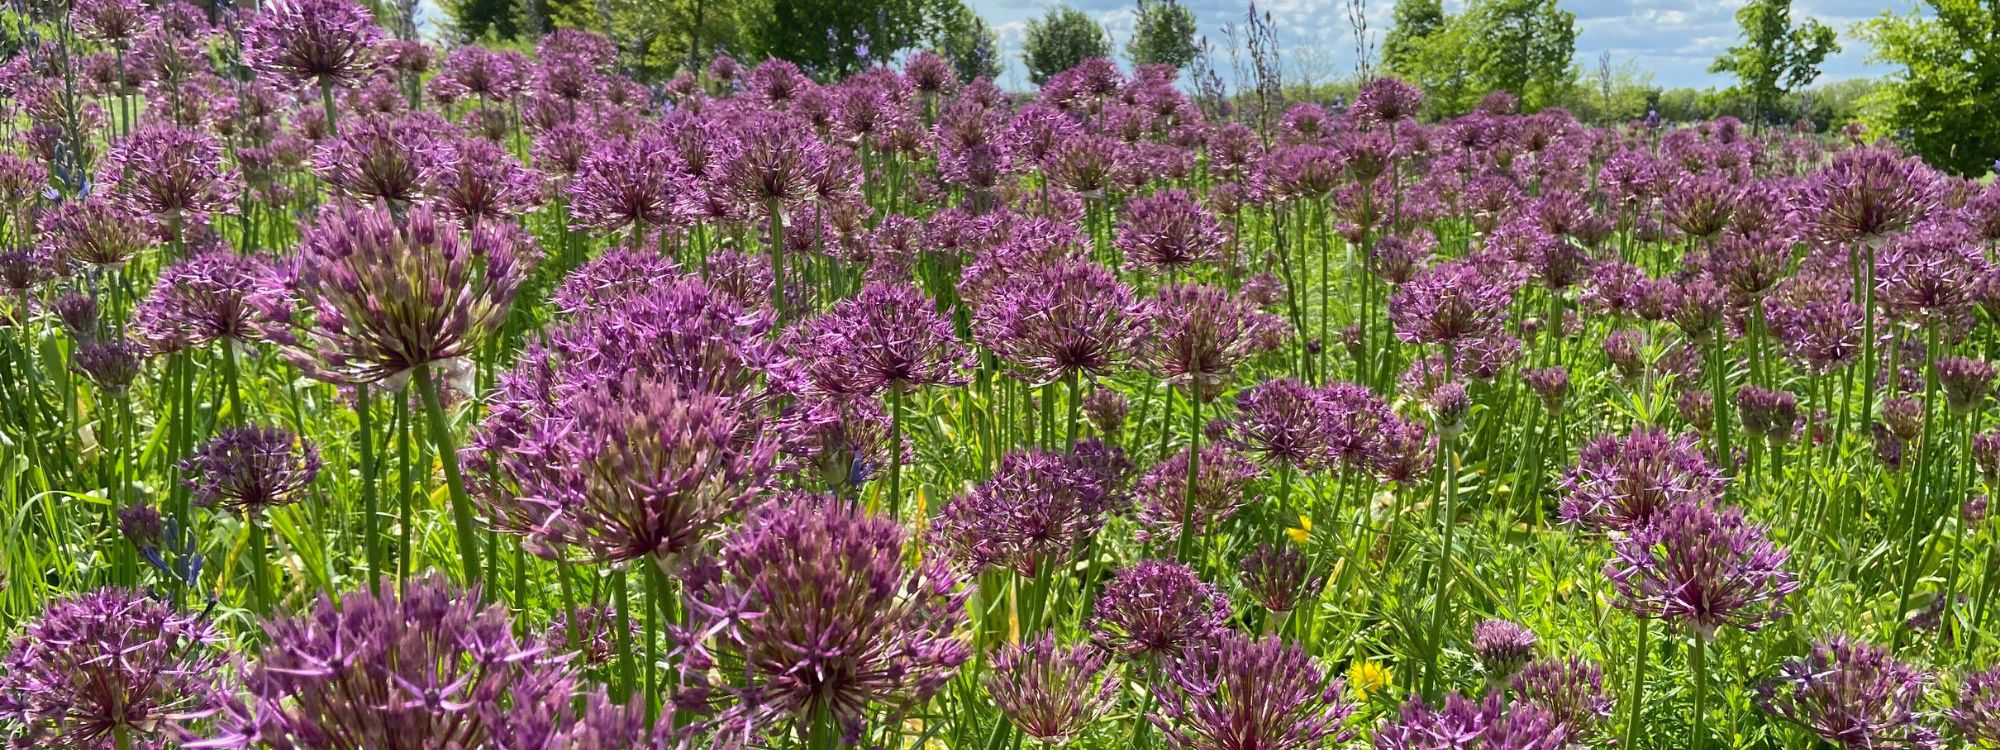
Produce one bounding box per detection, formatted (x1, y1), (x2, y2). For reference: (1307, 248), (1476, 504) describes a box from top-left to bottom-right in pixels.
(39, 196), (151, 268)
(104, 123), (237, 221)
(1233, 377), (1333, 469)
(181, 426), (321, 515)
(1149, 634), (1355, 750)
(268, 201), (527, 385)
(1389, 259), (1514, 346)
(985, 634), (1121, 747)
(1605, 500), (1799, 637)
(784, 281), (973, 397)
(432, 137), (544, 226)
(1734, 385), (1800, 444)
(567, 131), (687, 234)
(1472, 619), (1538, 680)
(933, 445), (1127, 577)
(134, 250), (273, 354)
(1798, 146), (1941, 243)
(1510, 657), (1615, 737)
(1941, 356), (1998, 414)
(1091, 560), (1231, 660)
(242, 0), (383, 87)
(1756, 636), (1939, 750)
(973, 258), (1151, 384)
(1148, 282), (1286, 392)
(1135, 445), (1264, 541)
(1560, 428), (1724, 533)
(0, 589), (232, 750)
(1116, 189), (1227, 272)
(312, 112), (452, 204)
(686, 500), (970, 743)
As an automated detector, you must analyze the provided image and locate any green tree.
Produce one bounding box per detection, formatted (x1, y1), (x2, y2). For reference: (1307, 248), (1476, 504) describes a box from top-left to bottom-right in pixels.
(1381, 0), (1444, 72)
(1858, 0), (2000, 175)
(1126, 0), (1199, 70)
(1709, 0), (1839, 128)
(1381, 11), (1477, 115)
(933, 2), (1002, 82)
(1022, 6), (1110, 85)
(755, 0), (960, 79)
(1463, 0), (1576, 110)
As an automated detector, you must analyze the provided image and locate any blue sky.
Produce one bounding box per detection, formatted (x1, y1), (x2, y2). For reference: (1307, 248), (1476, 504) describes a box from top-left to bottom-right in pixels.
(966, 0), (1898, 90)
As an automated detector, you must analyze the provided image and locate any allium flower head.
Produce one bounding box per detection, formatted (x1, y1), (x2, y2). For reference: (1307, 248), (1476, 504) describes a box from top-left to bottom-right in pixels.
(134, 250), (273, 353)
(1084, 388), (1130, 435)
(1661, 171), (1742, 240)
(1374, 691), (1572, 750)
(688, 500), (971, 742)
(1605, 500), (1799, 637)
(1352, 76), (1424, 123)
(433, 137), (543, 226)
(1116, 189), (1227, 272)
(1799, 146), (1942, 243)
(181, 426), (321, 515)
(1390, 259), (1513, 346)
(725, 112), (829, 208)
(1136, 445), (1263, 541)
(1734, 386), (1800, 444)
(986, 634), (1120, 746)
(73, 339), (143, 393)
(567, 131), (687, 234)
(1510, 657), (1615, 737)
(1233, 378), (1332, 469)
(73, 0), (146, 44)
(1757, 636), (1939, 750)
(1561, 428), (1723, 533)
(39, 196), (151, 268)
(1471, 619), (1537, 680)
(312, 112), (451, 204)
(785, 281), (973, 397)
(242, 0), (383, 86)
(105, 123), (236, 220)
(1148, 283), (1285, 392)
(272, 200), (527, 385)
(543, 604), (637, 667)
(1940, 356), (1997, 414)
(479, 373), (775, 567)
(933, 445), (1126, 577)
(1149, 634), (1355, 750)
(1522, 366), (1569, 413)
(1091, 560), (1231, 660)
(1949, 665), (2000, 745)
(973, 258), (1150, 384)
(0, 589), (231, 750)
(1877, 222), (1988, 321)
(204, 575), (613, 750)
(1238, 543), (1320, 613)
(435, 45), (527, 101)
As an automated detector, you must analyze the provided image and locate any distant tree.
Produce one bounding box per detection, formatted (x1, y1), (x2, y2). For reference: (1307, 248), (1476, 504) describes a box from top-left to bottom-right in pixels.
(1857, 0), (2000, 175)
(1023, 6), (1110, 85)
(1381, 0), (1444, 72)
(1127, 0), (1199, 70)
(1709, 0), (1839, 128)
(934, 2), (1002, 83)
(1463, 0), (1575, 110)
(756, 0), (959, 78)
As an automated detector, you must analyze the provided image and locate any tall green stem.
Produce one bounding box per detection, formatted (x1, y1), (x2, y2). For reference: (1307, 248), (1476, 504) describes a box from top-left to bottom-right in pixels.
(417, 364), (481, 585)
(888, 381), (905, 519)
(1175, 385), (1204, 563)
(1625, 619), (1651, 750)
(1690, 633), (1708, 750)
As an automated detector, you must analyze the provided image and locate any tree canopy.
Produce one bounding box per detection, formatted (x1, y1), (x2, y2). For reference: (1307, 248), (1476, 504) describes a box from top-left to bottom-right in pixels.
(1022, 6), (1111, 85)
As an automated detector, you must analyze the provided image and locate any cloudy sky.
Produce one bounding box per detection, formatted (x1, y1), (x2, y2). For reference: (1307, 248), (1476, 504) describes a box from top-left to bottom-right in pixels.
(965, 0), (1897, 90)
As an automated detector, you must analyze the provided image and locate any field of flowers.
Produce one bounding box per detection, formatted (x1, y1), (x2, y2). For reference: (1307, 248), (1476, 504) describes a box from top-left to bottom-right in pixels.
(1, 0), (1997, 748)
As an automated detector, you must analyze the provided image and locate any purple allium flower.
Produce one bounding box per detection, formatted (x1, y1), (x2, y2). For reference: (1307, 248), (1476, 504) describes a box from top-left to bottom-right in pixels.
(687, 500), (970, 742)
(433, 137), (542, 226)
(1977, 431), (2000, 484)
(1091, 560), (1231, 660)
(39, 196), (151, 268)
(1877, 223), (1988, 322)
(479, 373), (774, 568)
(932, 446), (1123, 577)
(1150, 633), (1355, 750)
(548, 248), (683, 315)
(1084, 387), (1130, 435)
(1370, 230), (1436, 285)
(1390, 259), (1513, 347)
(1352, 76), (1424, 124)
(1472, 619), (1537, 680)
(104, 123), (236, 221)
(1430, 382), (1472, 435)
(242, 0), (383, 87)
(1238, 542), (1319, 613)
(312, 112), (451, 204)
(1048, 135), (1123, 196)
(1874, 421), (1907, 471)
(1882, 396), (1925, 442)
(1561, 428), (1723, 533)
(1605, 500), (1799, 637)
(1798, 146), (1942, 243)
(435, 45), (527, 101)
(1756, 636), (1939, 750)
(1661, 171), (1741, 240)
(1950, 665), (2000, 745)
(1734, 385), (1800, 444)
(1669, 277), (1727, 341)
(1940, 356), (1997, 414)
(973, 258), (1150, 383)
(1234, 377), (1332, 469)
(725, 112), (828, 208)
(52, 293), (99, 340)
(1116, 189), (1227, 272)
(133, 250), (273, 353)
(272, 200), (527, 385)
(1374, 691), (1571, 750)
(986, 634), (1119, 746)
(1510, 657), (1615, 737)
(72, 339), (143, 393)
(1522, 366), (1569, 413)
(566, 131), (686, 235)
(203, 575), (614, 750)
(1148, 283), (1285, 392)
(1136, 445), (1263, 541)
(1767, 298), (1863, 375)
(0, 247), (52, 298)
(785, 281), (972, 397)
(0, 589), (230, 750)
(180, 426), (321, 515)
(73, 0), (146, 44)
